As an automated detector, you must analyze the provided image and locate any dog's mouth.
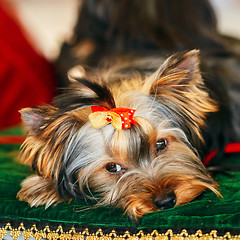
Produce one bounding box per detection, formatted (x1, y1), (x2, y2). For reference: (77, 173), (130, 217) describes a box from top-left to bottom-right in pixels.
(119, 176), (219, 219)
(122, 190), (177, 219)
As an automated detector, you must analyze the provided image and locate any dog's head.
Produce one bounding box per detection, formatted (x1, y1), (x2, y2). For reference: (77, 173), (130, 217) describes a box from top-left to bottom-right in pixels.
(18, 50), (219, 219)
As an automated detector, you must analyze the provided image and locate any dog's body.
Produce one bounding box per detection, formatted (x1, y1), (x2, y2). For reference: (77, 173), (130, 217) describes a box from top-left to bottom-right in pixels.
(55, 0), (240, 160)
(17, 0), (240, 219)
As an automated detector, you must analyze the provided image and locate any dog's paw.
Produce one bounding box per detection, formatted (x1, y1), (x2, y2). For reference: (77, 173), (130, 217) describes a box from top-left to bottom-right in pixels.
(17, 175), (61, 208)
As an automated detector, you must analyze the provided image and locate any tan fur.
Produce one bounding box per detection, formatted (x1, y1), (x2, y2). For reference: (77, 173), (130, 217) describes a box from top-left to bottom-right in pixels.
(17, 175), (61, 208)
(17, 50), (220, 219)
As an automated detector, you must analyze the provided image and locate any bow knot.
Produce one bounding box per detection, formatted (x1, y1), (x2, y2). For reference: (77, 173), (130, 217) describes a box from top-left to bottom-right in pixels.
(89, 106), (138, 130)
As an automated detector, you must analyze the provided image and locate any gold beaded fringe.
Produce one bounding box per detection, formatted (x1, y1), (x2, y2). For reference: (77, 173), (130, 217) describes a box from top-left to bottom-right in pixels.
(1, 223), (240, 240)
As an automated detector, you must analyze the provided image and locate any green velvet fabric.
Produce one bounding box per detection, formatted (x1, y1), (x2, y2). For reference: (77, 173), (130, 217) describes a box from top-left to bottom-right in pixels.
(1, 127), (240, 232)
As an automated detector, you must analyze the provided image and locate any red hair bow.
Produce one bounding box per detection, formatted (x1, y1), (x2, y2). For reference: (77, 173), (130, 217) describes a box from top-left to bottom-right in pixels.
(89, 106), (138, 130)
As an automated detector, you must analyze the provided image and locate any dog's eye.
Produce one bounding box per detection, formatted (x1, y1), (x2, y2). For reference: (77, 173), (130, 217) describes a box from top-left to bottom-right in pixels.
(105, 162), (123, 173)
(156, 138), (168, 152)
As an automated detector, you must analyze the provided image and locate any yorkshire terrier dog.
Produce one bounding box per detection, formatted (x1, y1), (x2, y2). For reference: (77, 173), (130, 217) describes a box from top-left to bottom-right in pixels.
(17, 0), (240, 219)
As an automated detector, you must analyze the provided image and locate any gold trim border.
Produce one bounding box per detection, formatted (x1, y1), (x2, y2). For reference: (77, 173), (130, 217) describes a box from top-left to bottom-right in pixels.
(1, 223), (240, 240)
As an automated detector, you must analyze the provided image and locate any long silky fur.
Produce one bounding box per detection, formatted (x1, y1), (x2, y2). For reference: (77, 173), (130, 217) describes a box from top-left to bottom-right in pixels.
(17, 50), (221, 219)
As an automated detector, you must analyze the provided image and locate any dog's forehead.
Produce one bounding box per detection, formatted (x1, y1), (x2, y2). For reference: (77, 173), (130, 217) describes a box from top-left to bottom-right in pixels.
(63, 96), (182, 166)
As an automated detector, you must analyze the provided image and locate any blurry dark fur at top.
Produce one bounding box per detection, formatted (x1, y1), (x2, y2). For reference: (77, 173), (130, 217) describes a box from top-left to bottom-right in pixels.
(55, 0), (240, 163)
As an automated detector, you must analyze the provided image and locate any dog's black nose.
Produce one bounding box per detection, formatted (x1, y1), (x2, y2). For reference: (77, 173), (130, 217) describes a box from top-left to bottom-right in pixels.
(154, 192), (176, 210)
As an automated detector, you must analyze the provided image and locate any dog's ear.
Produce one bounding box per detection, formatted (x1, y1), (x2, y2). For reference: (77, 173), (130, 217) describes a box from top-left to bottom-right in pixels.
(20, 106), (56, 135)
(144, 49), (202, 94)
(144, 49), (217, 138)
